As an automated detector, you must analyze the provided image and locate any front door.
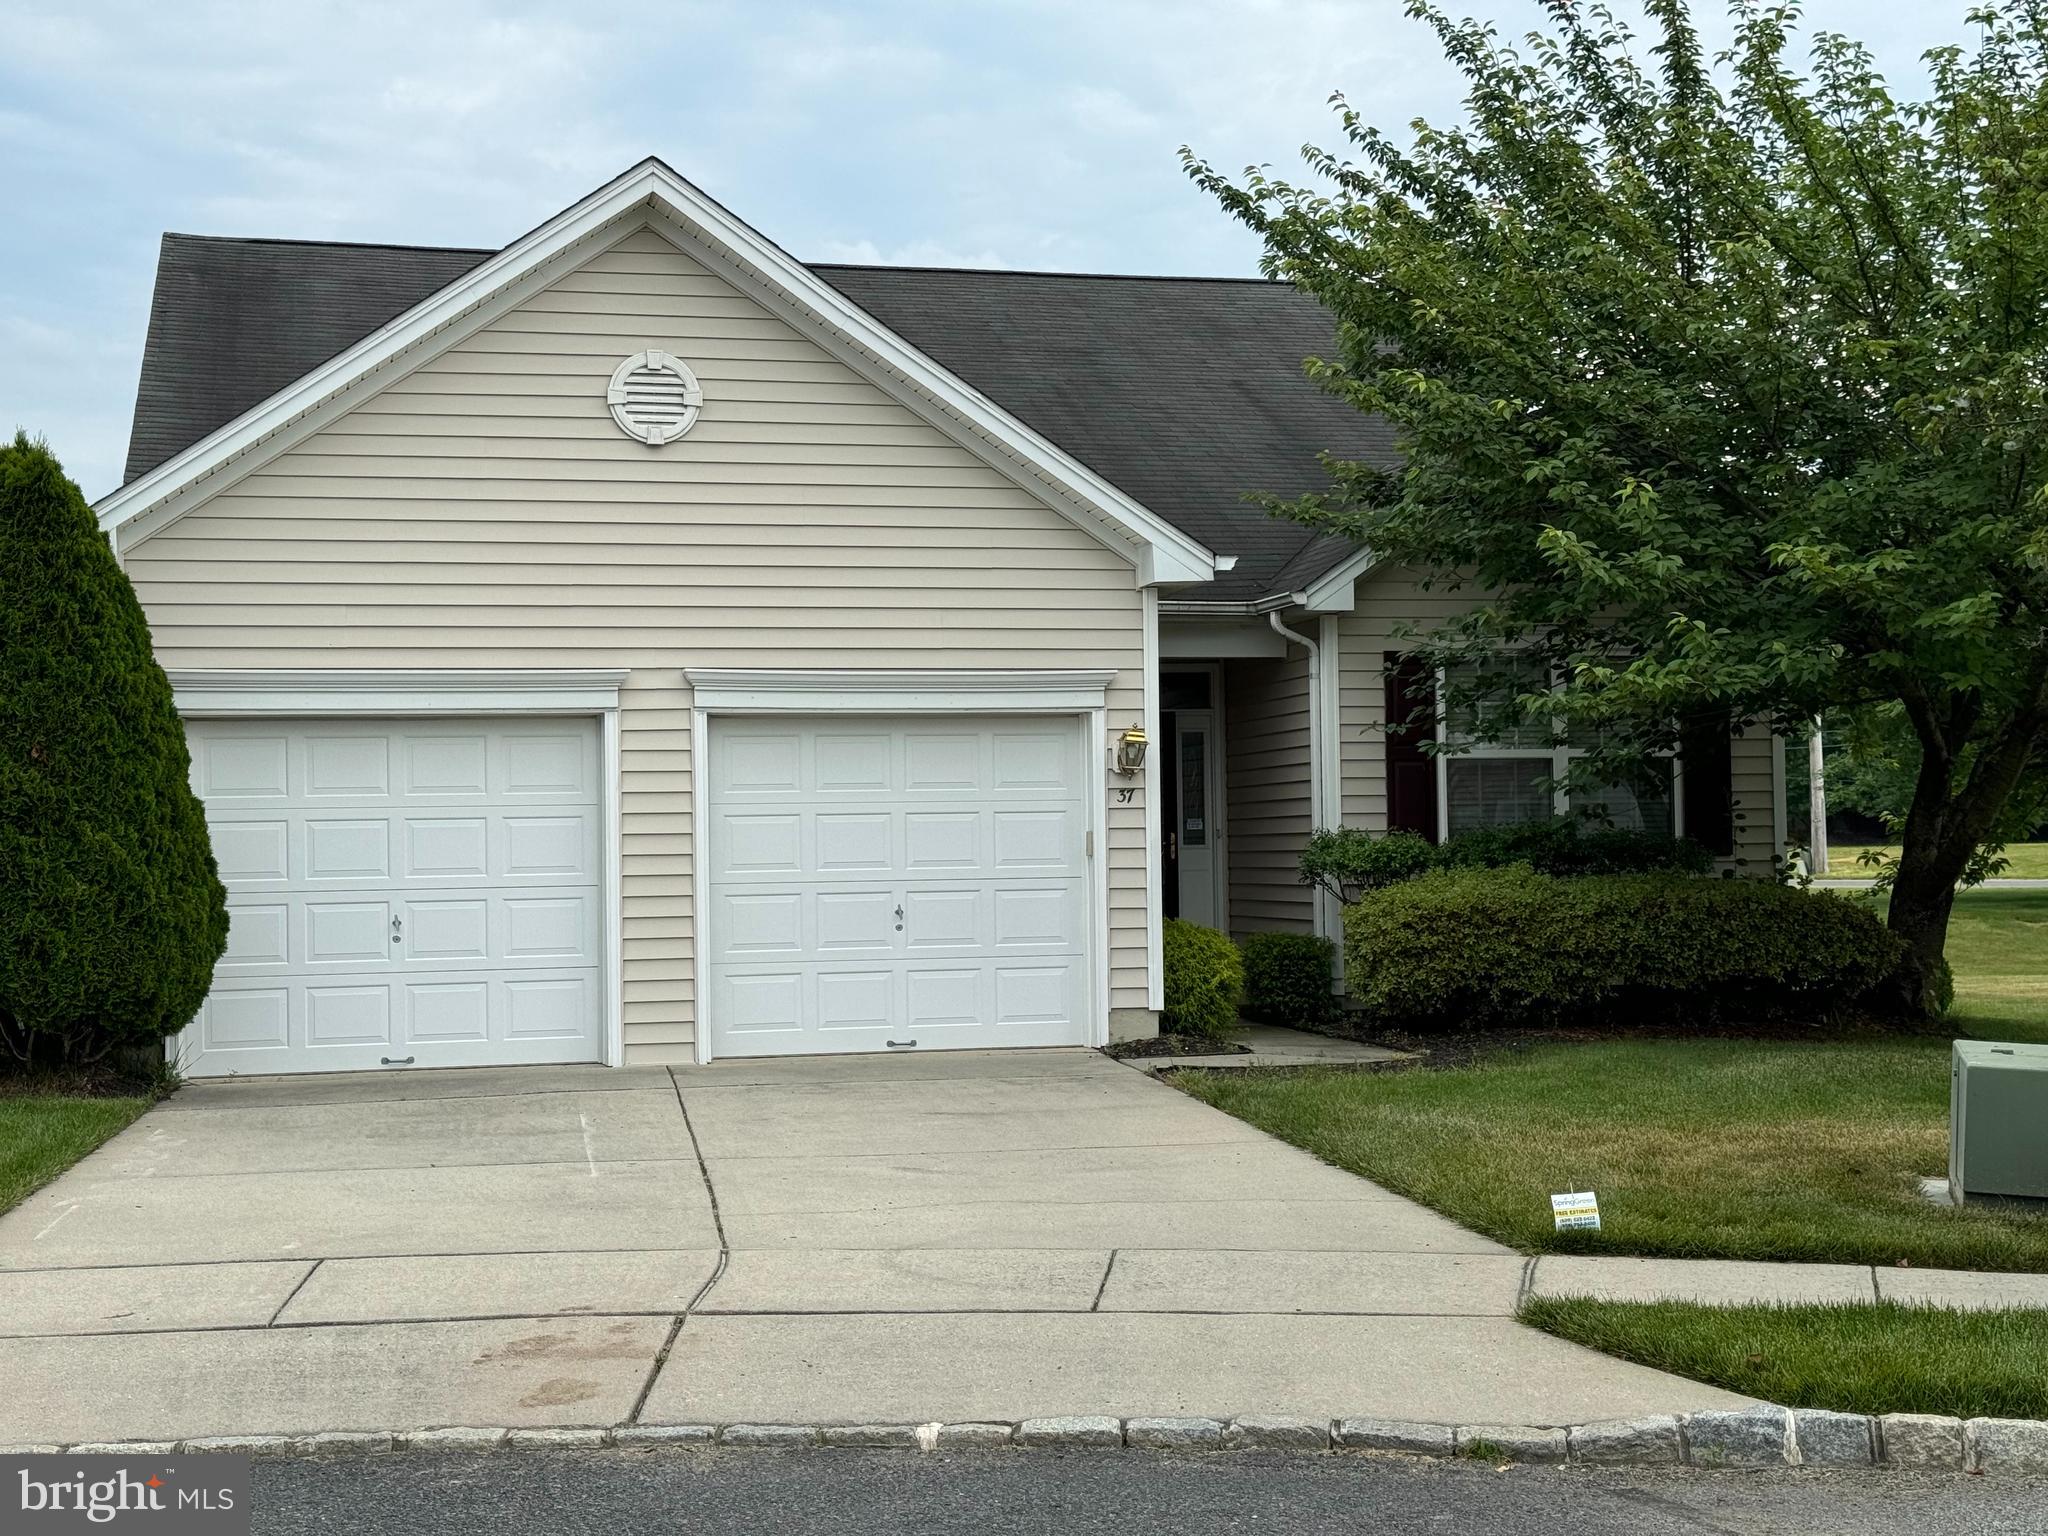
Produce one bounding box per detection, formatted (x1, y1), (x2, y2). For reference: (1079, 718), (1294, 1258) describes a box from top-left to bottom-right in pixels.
(1172, 708), (1220, 928)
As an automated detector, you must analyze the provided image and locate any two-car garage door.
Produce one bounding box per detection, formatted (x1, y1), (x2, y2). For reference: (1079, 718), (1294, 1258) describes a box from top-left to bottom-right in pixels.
(180, 710), (1096, 1074)
(181, 719), (606, 1077)
(705, 716), (1092, 1057)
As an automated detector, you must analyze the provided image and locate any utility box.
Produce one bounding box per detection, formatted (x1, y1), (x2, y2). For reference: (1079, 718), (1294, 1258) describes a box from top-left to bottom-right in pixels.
(1951, 1041), (2048, 1206)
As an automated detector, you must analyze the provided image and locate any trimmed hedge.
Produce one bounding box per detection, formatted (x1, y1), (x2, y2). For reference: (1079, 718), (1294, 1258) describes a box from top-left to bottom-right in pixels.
(1162, 918), (1245, 1039)
(1301, 819), (1710, 905)
(1344, 866), (1905, 1031)
(0, 435), (228, 1064)
(1241, 932), (1339, 1029)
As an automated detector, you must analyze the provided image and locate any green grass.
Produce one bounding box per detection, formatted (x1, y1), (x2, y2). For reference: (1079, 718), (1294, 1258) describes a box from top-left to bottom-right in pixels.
(1178, 886), (2048, 1270)
(1522, 1297), (2048, 1419)
(0, 1096), (150, 1214)
(1177, 1037), (2048, 1270)
(1830, 840), (2048, 880)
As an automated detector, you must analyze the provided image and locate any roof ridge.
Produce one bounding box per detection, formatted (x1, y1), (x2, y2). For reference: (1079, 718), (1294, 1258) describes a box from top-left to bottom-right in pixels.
(160, 232), (498, 257)
(154, 232), (1281, 286)
(813, 263), (1284, 285)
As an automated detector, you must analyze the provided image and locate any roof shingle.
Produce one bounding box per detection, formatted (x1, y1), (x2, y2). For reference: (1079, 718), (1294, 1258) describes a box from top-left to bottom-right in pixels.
(124, 234), (1392, 599)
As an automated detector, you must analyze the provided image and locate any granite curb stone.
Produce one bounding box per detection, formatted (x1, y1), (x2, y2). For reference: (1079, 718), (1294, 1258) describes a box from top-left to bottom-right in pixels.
(1967, 1418), (2048, 1473)
(1125, 1417), (1227, 1449)
(1792, 1408), (1874, 1467)
(40, 1408), (2048, 1472)
(1334, 1418), (1456, 1456)
(1684, 1407), (1794, 1468)
(1225, 1416), (1331, 1451)
(1876, 1414), (1966, 1471)
(1565, 1416), (1682, 1465)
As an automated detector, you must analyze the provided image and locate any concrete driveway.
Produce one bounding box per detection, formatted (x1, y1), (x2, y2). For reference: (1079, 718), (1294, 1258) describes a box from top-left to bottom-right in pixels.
(0, 1050), (1743, 1444)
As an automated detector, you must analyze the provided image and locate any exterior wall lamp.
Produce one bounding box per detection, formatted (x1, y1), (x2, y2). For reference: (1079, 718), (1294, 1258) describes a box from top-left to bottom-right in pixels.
(1114, 725), (1149, 777)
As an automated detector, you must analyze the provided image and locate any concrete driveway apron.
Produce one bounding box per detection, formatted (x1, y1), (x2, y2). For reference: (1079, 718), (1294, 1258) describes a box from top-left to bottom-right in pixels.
(0, 1051), (1743, 1443)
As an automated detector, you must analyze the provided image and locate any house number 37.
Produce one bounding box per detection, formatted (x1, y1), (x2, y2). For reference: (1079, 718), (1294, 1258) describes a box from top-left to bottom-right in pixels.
(1116, 787), (1136, 804)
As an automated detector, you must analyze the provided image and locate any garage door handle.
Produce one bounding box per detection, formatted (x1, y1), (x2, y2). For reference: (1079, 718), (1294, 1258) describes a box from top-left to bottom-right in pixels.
(380, 1056), (415, 1066)
(886, 1039), (917, 1049)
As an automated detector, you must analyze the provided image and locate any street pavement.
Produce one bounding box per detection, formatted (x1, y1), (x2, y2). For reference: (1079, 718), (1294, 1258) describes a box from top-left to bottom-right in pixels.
(249, 1448), (2048, 1536)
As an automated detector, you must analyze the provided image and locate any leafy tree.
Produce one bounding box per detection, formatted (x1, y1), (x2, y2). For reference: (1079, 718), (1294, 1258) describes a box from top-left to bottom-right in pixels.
(0, 433), (227, 1065)
(1188, 0), (2048, 1011)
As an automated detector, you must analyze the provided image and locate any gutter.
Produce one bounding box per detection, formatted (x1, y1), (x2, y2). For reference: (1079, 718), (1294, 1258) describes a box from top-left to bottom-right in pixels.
(1158, 592), (1308, 618)
(1265, 610), (1340, 952)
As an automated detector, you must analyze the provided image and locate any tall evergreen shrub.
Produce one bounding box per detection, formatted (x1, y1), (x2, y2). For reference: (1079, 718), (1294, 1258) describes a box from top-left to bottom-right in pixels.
(0, 434), (227, 1064)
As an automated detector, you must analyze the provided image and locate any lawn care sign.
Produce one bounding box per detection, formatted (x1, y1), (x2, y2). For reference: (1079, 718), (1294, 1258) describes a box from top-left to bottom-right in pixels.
(1551, 1191), (1601, 1231)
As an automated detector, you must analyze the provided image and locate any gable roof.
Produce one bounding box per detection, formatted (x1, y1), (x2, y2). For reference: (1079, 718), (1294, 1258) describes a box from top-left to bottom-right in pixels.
(112, 160), (1389, 598)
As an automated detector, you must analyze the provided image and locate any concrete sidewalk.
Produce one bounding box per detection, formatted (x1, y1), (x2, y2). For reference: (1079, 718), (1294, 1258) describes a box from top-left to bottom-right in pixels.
(0, 1049), (1746, 1445)
(1528, 1255), (2048, 1310)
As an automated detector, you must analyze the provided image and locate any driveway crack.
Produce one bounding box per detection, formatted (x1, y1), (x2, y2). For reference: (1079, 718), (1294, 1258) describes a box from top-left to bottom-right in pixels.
(268, 1258), (322, 1327)
(1090, 1249), (1119, 1311)
(627, 1069), (731, 1425)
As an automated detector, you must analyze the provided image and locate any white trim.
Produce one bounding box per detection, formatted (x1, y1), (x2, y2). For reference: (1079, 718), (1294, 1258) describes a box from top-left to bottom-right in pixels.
(690, 703), (1109, 1063)
(165, 666), (627, 1074)
(1770, 727), (1790, 862)
(1317, 615), (1345, 967)
(99, 159), (1214, 585)
(1299, 547), (1377, 613)
(1142, 588), (1164, 1012)
(1087, 704), (1113, 1047)
(682, 667), (1115, 714)
(690, 704), (712, 1068)
(169, 668), (628, 717)
(601, 705), (625, 1068)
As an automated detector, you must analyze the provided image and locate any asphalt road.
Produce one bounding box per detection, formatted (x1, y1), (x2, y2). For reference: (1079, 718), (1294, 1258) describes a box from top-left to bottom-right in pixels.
(251, 1449), (2048, 1536)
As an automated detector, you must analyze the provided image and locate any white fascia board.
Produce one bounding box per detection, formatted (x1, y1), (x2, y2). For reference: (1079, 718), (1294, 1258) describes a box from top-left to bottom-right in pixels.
(169, 668), (628, 716)
(1298, 546), (1376, 613)
(684, 667), (1116, 714)
(98, 158), (1216, 586)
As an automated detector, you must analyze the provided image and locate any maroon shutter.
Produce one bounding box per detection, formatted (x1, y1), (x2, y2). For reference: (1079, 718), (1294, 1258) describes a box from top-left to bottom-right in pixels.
(1384, 651), (1440, 843)
(1680, 710), (1735, 856)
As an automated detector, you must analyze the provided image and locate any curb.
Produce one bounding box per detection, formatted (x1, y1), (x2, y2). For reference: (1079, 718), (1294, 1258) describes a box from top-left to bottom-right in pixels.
(13, 1407), (2046, 1473)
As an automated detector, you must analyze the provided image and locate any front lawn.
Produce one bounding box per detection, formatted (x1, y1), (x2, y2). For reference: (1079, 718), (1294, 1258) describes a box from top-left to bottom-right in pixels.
(1176, 885), (2048, 1270)
(1177, 1038), (2048, 1271)
(1831, 840), (2048, 880)
(0, 1095), (151, 1215)
(1523, 1297), (2048, 1420)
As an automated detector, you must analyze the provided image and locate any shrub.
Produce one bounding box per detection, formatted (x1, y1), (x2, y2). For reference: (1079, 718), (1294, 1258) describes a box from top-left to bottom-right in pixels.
(1300, 819), (1710, 905)
(1343, 866), (1905, 1031)
(1300, 827), (1439, 904)
(1241, 932), (1339, 1028)
(1162, 918), (1246, 1039)
(0, 435), (228, 1066)
(1439, 820), (1714, 879)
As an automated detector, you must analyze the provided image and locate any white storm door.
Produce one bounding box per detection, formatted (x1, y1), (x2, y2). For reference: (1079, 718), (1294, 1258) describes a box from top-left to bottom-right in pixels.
(178, 718), (605, 1076)
(706, 715), (1091, 1058)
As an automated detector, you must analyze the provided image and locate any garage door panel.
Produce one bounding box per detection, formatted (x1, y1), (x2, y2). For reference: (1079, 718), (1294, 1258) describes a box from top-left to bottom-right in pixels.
(707, 714), (1091, 1059)
(180, 718), (604, 1077)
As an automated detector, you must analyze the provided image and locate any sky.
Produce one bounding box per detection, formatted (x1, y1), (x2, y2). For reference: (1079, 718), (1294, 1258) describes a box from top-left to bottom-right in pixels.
(1, 1), (1977, 500)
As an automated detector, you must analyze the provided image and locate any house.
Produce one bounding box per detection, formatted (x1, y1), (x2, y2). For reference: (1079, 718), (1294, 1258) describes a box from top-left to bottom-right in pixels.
(97, 159), (1785, 1078)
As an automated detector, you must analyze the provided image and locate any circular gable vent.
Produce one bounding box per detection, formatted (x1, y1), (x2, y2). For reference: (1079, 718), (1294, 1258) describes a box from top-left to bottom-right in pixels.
(607, 350), (703, 445)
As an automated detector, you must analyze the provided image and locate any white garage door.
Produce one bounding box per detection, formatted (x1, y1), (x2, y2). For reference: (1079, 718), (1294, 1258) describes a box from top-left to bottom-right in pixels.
(707, 716), (1093, 1057)
(179, 718), (606, 1077)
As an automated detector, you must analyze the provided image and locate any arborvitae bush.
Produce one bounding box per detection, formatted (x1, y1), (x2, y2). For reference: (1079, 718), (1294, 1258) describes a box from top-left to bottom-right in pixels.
(0, 434), (227, 1066)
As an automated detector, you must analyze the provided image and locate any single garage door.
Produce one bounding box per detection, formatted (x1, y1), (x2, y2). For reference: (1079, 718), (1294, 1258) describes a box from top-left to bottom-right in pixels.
(180, 718), (606, 1077)
(707, 715), (1092, 1057)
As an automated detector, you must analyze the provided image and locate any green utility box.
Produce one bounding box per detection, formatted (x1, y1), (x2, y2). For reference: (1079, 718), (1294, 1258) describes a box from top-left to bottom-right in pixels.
(1951, 1040), (2048, 1206)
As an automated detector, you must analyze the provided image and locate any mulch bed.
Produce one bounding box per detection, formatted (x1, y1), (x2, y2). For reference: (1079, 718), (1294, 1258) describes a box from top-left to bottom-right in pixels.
(1105, 1034), (1253, 1060)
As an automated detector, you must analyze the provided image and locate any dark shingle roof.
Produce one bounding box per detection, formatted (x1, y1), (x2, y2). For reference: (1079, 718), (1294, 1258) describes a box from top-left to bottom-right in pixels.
(124, 234), (1392, 599)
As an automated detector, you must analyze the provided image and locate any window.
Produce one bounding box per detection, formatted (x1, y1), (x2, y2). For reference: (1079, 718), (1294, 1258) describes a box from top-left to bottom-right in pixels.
(1438, 660), (1677, 838)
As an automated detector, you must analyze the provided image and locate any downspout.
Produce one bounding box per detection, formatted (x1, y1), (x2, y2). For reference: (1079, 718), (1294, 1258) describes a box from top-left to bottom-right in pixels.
(1267, 610), (1335, 947)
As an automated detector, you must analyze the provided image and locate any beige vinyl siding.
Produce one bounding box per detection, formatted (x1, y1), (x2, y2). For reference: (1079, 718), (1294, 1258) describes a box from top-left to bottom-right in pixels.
(125, 223), (1150, 1063)
(1223, 650), (1316, 936)
(1334, 564), (1783, 870)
